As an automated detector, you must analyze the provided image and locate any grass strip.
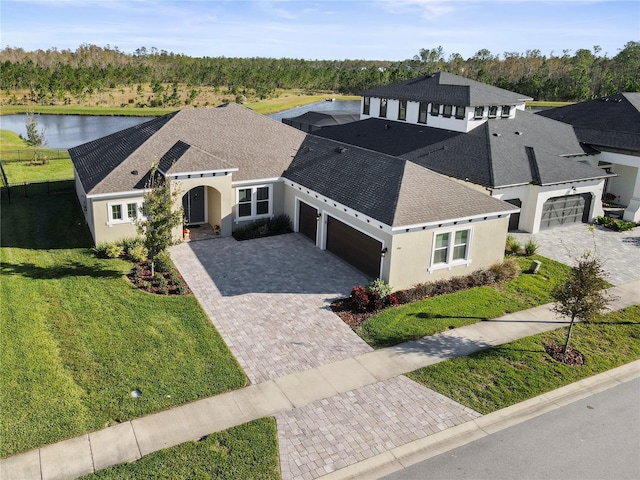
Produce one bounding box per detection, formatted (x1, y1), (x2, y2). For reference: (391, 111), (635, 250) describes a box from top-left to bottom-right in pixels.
(80, 418), (280, 480)
(358, 255), (570, 348)
(1, 194), (247, 457)
(408, 305), (640, 414)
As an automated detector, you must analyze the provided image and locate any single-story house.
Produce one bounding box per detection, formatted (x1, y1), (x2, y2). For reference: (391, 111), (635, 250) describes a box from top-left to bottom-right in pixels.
(537, 92), (640, 222)
(70, 102), (517, 290)
(315, 72), (612, 233)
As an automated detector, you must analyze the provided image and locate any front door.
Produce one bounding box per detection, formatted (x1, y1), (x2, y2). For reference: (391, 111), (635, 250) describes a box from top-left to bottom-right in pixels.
(182, 186), (205, 225)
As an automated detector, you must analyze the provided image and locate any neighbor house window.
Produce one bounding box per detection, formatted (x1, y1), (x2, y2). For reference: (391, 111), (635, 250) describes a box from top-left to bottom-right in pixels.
(474, 106), (484, 119)
(501, 105), (511, 117)
(432, 228), (471, 268)
(379, 98), (387, 118)
(455, 106), (465, 119)
(488, 106), (498, 118)
(108, 200), (144, 225)
(443, 105), (453, 118)
(418, 102), (428, 123)
(398, 100), (407, 121)
(363, 97), (370, 115)
(430, 103), (440, 116)
(236, 185), (272, 220)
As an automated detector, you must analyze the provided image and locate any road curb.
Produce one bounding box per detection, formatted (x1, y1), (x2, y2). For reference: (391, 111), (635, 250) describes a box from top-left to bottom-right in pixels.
(318, 360), (640, 480)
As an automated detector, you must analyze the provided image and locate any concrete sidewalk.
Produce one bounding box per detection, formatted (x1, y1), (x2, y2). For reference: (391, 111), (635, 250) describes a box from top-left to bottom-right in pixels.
(2, 280), (638, 480)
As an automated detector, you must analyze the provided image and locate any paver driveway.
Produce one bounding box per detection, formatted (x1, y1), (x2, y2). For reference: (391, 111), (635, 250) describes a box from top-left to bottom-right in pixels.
(171, 233), (372, 384)
(171, 233), (481, 479)
(513, 223), (640, 286)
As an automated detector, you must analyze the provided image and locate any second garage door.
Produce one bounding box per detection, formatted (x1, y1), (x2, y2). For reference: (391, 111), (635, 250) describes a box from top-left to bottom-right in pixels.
(540, 194), (591, 230)
(326, 216), (382, 278)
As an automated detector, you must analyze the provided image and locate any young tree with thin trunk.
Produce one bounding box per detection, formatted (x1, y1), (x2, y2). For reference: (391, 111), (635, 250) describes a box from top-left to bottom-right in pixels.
(551, 251), (611, 354)
(25, 112), (46, 164)
(136, 165), (183, 276)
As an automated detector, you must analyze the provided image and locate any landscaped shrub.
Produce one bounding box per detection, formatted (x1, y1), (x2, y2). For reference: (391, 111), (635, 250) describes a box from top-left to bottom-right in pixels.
(93, 242), (124, 259)
(351, 286), (369, 312)
(127, 243), (148, 263)
(594, 216), (638, 232)
(524, 238), (538, 256)
(233, 214), (292, 241)
(489, 258), (520, 283)
(366, 278), (392, 298)
(505, 235), (521, 256)
(154, 251), (173, 273)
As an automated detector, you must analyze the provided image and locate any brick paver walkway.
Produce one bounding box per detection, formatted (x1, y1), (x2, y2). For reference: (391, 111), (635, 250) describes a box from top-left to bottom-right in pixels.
(276, 376), (480, 480)
(512, 224), (640, 286)
(171, 234), (373, 384)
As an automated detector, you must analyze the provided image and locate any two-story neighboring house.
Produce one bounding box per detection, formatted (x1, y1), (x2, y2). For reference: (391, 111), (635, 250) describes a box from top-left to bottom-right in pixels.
(316, 72), (611, 233)
(537, 93), (640, 222)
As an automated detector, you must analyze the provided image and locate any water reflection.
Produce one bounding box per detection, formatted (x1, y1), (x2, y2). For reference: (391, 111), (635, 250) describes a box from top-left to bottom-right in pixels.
(0, 100), (361, 149)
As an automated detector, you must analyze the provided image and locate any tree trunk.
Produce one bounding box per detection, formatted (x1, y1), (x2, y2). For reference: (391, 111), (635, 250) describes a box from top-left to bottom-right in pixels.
(151, 260), (155, 277)
(563, 316), (576, 354)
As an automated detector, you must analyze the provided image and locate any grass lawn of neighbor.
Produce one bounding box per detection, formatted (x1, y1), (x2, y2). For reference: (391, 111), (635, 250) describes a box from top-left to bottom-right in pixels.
(358, 255), (571, 348)
(408, 305), (640, 413)
(0, 193), (247, 458)
(1, 129), (74, 183)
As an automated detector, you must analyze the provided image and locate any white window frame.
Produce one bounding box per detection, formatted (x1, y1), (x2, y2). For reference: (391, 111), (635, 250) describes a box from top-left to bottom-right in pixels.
(107, 200), (144, 226)
(474, 106), (485, 119)
(429, 227), (473, 271)
(363, 97), (371, 115)
(235, 184), (273, 222)
(501, 105), (511, 118)
(488, 106), (498, 118)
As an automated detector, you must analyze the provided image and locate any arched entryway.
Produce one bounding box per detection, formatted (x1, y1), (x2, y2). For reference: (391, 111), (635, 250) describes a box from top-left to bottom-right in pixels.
(182, 186), (205, 225)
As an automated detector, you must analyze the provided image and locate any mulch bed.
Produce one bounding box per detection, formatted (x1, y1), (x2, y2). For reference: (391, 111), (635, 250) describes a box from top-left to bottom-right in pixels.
(127, 262), (192, 295)
(544, 343), (585, 366)
(330, 297), (377, 329)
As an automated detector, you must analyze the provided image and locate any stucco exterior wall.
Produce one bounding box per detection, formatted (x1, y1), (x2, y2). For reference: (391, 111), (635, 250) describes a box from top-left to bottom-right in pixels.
(90, 194), (145, 244)
(493, 179), (605, 233)
(231, 180), (284, 231)
(387, 217), (510, 291)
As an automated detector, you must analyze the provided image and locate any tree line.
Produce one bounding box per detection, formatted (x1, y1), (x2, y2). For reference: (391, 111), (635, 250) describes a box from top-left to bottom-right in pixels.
(1, 42), (638, 106)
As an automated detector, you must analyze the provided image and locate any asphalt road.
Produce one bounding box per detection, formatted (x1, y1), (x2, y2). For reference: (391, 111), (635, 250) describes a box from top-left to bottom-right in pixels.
(382, 378), (640, 480)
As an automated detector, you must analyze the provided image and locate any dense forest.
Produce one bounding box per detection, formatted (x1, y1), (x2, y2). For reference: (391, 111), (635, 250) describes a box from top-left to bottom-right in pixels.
(1, 42), (639, 107)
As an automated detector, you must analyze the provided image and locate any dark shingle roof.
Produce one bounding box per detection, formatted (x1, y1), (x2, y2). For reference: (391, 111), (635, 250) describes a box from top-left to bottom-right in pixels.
(403, 112), (608, 187)
(314, 118), (463, 156)
(69, 113), (177, 194)
(361, 72), (532, 106)
(282, 111), (360, 132)
(536, 93), (640, 151)
(284, 136), (515, 227)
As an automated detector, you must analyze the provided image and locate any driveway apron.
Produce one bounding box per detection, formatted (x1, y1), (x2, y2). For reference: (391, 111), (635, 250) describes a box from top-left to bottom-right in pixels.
(513, 224), (640, 286)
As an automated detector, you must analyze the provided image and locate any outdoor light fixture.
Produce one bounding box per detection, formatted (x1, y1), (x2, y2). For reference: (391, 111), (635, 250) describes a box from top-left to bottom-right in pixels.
(316, 213), (321, 221)
(381, 247), (388, 258)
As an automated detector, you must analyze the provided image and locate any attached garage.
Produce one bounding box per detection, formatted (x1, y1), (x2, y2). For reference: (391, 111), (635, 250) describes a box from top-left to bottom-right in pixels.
(325, 216), (382, 278)
(298, 201), (318, 243)
(540, 194), (592, 230)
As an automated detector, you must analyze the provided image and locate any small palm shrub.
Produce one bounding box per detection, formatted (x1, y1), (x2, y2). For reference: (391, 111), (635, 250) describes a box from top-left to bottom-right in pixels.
(524, 238), (538, 256)
(93, 242), (124, 259)
(505, 235), (521, 256)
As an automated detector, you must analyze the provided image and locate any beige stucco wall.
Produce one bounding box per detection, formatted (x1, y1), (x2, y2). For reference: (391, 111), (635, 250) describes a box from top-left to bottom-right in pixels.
(90, 194), (145, 244)
(387, 217), (510, 290)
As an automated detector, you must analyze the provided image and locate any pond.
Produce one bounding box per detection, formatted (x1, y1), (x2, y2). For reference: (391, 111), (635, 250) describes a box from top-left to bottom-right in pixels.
(0, 100), (362, 149)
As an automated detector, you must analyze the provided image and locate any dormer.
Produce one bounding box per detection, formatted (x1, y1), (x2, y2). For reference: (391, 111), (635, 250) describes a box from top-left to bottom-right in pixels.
(360, 72), (532, 133)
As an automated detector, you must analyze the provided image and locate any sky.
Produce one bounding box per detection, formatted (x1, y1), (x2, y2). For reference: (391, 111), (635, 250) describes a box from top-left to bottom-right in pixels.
(1, 0), (638, 61)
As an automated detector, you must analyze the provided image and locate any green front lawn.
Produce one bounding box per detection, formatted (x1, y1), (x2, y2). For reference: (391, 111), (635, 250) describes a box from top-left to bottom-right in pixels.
(80, 418), (280, 480)
(358, 256), (571, 348)
(408, 305), (640, 413)
(0, 193), (247, 457)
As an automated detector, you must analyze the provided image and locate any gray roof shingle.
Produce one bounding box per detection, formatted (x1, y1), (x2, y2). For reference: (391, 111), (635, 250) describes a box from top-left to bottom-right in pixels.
(361, 72), (532, 106)
(70, 104), (306, 195)
(536, 93), (640, 152)
(284, 136), (514, 227)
